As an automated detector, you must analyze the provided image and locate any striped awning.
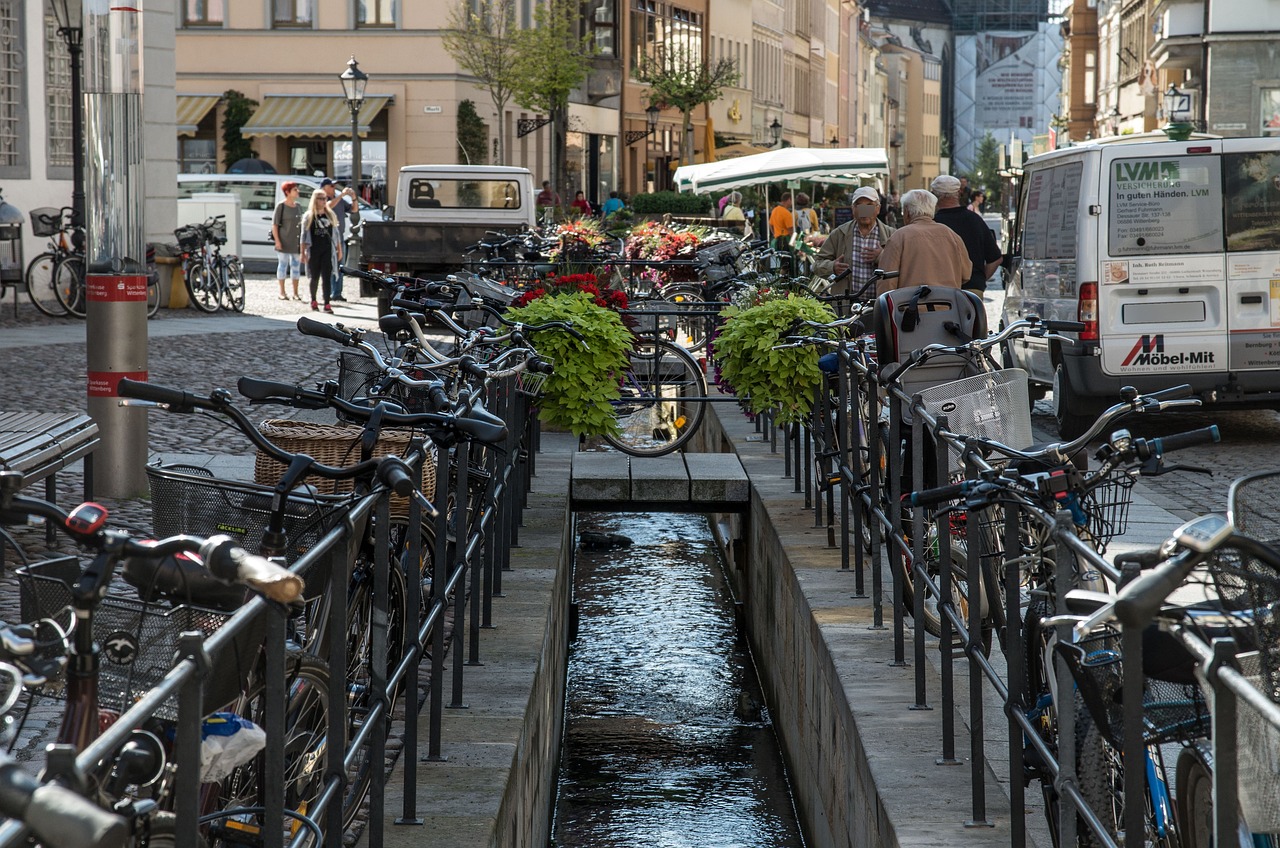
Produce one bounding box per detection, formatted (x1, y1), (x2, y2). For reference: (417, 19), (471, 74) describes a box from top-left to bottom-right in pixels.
(240, 94), (392, 139)
(176, 94), (219, 137)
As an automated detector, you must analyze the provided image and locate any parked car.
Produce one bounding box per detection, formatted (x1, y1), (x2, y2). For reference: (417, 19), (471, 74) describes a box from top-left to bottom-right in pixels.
(177, 173), (383, 272)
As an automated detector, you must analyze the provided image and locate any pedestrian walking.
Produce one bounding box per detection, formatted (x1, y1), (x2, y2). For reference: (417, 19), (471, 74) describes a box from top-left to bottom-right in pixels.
(875, 188), (970, 296)
(931, 175), (1001, 293)
(321, 178), (356, 301)
(769, 192), (795, 271)
(602, 190), (624, 217)
(301, 189), (340, 314)
(272, 181), (304, 301)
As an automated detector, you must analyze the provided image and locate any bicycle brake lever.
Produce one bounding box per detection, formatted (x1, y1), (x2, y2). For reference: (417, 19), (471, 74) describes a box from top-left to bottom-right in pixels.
(1142, 460), (1212, 477)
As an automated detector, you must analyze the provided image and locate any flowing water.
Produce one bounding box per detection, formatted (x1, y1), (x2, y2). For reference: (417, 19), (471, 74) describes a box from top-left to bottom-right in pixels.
(551, 512), (806, 848)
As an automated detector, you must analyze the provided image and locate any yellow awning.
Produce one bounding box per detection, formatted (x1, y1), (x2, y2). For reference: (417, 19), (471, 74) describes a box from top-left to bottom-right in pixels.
(176, 94), (219, 137)
(240, 94), (392, 139)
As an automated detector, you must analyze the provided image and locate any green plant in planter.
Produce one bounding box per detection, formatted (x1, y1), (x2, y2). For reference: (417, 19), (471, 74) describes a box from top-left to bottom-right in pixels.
(505, 291), (633, 438)
(715, 293), (836, 424)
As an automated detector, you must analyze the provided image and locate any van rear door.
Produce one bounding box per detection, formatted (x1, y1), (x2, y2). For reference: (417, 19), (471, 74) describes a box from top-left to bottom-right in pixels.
(1097, 144), (1227, 378)
(1220, 138), (1280, 373)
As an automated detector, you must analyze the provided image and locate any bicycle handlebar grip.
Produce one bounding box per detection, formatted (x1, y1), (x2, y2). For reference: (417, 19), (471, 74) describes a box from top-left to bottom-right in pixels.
(1150, 424), (1219, 455)
(908, 480), (969, 507)
(296, 316), (353, 346)
(200, 536), (304, 604)
(392, 297), (426, 311)
(0, 764), (129, 848)
(1113, 553), (1202, 629)
(237, 376), (312, 404)
(1145, 384), (1194, 402)
(377, 458), (416, 498)
(460, 357), (489, 381)
(117, 378), (198, 411)
(1044, 319), (1087, 332)
(426, 383), (451, 413)
(528, 357), (555, 375)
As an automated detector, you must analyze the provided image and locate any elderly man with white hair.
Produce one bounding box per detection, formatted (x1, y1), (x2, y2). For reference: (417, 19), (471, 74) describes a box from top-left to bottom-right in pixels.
(874, 188), (971, 296)
(931, 174), (1003, 292)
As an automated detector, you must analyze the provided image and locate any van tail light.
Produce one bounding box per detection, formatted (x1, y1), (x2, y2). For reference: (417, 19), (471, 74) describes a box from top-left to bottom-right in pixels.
(1078, 281), (1099, 341)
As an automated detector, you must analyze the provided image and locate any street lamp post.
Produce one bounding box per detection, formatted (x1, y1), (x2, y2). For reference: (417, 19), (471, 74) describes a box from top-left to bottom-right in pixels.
(770, 117), (783, 147)
(339, 56), (368, 202)
(51, 0), (84, 231)
(1163, 84), (1194, 141)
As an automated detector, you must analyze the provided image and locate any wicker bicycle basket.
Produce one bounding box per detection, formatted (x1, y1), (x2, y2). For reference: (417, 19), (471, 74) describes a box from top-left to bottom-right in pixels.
(1058, 624), (1210, 749)
(29, 207), (62, 238)
(252, 419), (436, 517)
(16, 556), (259, 720)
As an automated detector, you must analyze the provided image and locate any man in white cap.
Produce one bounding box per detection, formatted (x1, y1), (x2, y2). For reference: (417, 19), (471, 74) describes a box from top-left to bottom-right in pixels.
(931, 174), (1002, 293)
(813, 186), (896, 299)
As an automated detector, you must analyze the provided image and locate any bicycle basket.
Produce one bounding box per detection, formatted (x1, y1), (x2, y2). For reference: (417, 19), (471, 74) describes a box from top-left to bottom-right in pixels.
(1058, 625), (1210, 749)
(516, 359), (553, 398)
(208, 218), (227, 245)
(916, 369), (1032, 475)
(252, 420), (436, 518)
(1082, 468), (1137, 551)
(16, 556), (257, 720)
(1221, 651), (1280, 832)
(29, 207), (62, 238)
(147, 463), (344, 571)
(1204, 545), (1280, 707)
(174, 224), (203, 253)
(453, 275), (518, 330)
(336, 350), (433, 418)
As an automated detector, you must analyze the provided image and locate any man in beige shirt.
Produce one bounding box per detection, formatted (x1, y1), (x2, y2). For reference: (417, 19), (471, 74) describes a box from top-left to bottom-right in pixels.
(875, 188), (971, 296)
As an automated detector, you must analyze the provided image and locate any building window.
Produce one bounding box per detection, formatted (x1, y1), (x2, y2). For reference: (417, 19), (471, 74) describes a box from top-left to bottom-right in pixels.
(274, 0), (313, 26)
(0, 0), (27, 177)
(45, 12), (72, 171)
(184, 0), (223, 26)
(1262, 88), (1280, 136)
(1084, 50), (1096, 106)
(179, 138), (217, 174)
(357, 0), (396, 27)
(584, 0), (615, 57)
(1118, 6), (1144, 84)
(630, 1), (703, 77)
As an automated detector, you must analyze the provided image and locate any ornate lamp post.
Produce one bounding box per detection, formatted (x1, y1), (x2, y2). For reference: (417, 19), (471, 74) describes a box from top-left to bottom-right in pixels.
(770, 117), (783, 147)
(51, 0), (84, 230)
(339, 56), (369, 200)
(1163, 84), (1194, 142)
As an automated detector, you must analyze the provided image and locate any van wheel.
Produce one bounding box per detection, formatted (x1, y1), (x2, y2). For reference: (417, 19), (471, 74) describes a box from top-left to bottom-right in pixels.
(1053, 365), (1093, 440)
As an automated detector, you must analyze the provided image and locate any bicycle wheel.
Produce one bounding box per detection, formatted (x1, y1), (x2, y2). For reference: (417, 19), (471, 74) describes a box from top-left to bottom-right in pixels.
(185, 260), (221, 313)
(658, 284), (713, 352)
(52, 255), (86, 318)
(146, 274), (161, 318)
(209, 652), (331, 848)
(603, 339), (707, 457)
(25, 251), (68, 317)
(220, 259), (246, 312)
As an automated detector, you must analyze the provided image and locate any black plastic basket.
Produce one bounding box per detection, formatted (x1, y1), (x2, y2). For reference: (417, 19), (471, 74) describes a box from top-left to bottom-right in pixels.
(29, 207), (62, 238)
(16, 557), (255, 720)
(146, 464), (346, 572)
(1058, 625), (1210, 749)
(453, 274), (519, 330)
(174, 224), (202, 253)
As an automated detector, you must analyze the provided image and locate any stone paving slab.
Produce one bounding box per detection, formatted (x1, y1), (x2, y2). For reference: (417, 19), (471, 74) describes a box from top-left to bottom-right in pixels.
(628, 454), (689, 501)
(683, 452), (749, 502)
(568, 452), (629, 501)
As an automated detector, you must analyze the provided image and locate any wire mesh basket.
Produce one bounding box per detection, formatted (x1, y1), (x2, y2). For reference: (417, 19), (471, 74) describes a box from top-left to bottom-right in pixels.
(1222, 651), (1280, 832)
(29, 207), (62, 238)
(916, 369), (1032, 475)
(696, 239), (745, 283)
(174, 224), (202, 253)
(336, 350), (434, 418)
(1082, 468), (1137, 550)
(251, 420), (436, 518)
(16, 556), (257, 720)
(516, 360), (552, 399)
(453, 274), (519, 330)
(147, 464), (345, 569)
(1059, 624), (1211, 749)
(208, 218), (227, 245)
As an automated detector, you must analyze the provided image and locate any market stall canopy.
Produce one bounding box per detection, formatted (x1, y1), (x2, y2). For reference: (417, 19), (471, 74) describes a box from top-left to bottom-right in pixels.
(673, 147), (890, 193)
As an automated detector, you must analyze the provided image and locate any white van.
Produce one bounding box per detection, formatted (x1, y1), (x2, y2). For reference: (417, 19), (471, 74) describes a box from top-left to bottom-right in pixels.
(1002, 133), (1280, 437)
(176, 174), (382, 270)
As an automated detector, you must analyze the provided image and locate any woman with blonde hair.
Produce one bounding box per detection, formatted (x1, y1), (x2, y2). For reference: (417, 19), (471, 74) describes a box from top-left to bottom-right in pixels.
(300, 188), (341, 312)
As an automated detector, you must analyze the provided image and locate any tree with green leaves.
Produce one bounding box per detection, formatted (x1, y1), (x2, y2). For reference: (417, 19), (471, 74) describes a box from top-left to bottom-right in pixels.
(443, 0), (519, 165)
(966, 131), (1002, 207)
(634, 47), (739, 167)
(221, 90), (258, 169)
(510, 0), (594, 211)
(457, 99), (489, 166)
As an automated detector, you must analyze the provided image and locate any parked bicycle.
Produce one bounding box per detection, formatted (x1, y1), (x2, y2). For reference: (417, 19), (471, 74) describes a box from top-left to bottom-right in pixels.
(24, 206), (82, 318)
(175, 215), (245, 313)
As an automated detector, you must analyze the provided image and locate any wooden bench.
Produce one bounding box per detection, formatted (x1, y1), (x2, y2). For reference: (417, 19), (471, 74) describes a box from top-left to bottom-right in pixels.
(0, 412), (100, 556)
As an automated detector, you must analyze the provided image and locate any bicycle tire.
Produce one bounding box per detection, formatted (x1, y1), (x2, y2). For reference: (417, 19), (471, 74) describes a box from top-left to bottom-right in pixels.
(184, 260), (221, 313)
(209, 652), (331, 848)
(603, 339), (707, 457)
(658, 284), (713, 352)
(52, 255), (86, 318)
(147, 274), (161, 318)
(220, 259), (246, 312)
(25, 251), (68, 317)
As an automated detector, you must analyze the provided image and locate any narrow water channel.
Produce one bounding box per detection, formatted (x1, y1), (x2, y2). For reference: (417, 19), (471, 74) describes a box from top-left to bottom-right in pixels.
(551, 511), (807, 848)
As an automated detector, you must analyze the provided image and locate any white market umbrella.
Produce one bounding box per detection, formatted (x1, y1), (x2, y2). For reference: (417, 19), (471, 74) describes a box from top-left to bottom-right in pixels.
(673, 147), (890, 194)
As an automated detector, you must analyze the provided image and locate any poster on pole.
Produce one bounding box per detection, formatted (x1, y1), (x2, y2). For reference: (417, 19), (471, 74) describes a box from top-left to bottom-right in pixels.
(975, 33), (1037, 130)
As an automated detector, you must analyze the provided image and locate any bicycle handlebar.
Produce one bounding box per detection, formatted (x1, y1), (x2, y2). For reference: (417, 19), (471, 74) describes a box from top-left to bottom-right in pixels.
(0, 759), (128, 848)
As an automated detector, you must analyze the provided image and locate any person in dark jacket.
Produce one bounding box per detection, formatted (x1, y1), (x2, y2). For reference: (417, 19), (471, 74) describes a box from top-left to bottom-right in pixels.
(930, 174), (1001, 293)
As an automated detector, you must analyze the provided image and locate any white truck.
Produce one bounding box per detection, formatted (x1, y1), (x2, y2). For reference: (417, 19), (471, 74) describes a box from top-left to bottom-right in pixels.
(358, 165), (536, 282)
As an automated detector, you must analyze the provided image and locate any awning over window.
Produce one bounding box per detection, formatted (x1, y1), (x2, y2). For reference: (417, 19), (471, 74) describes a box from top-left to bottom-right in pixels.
(240, 94), (393, 139)
(176, 94), (220, 137)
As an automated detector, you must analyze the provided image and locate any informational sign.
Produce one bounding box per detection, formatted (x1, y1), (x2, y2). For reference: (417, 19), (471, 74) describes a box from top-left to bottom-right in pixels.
(975, 33), (1037, 129)
(1107, 156), (1222, 256)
